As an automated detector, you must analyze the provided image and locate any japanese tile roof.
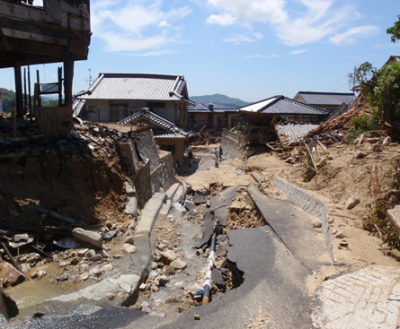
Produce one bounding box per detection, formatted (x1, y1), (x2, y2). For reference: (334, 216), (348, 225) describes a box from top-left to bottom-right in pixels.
(295, 92), (355, 106)
(238, 96), (329, 116)
(118, 108), (188, 139)
(276, 122), (320, 142)
(72, 99), (86, 117)
(77, 73), (194, 104)
(188, 103), (237, 112)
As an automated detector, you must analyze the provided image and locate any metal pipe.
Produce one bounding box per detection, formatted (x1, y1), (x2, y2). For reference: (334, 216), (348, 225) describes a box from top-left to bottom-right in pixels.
(202, 232), (216, 305)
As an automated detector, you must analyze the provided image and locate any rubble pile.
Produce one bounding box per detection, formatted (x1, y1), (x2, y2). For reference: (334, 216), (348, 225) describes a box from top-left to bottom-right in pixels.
(0, 118), (159, 295)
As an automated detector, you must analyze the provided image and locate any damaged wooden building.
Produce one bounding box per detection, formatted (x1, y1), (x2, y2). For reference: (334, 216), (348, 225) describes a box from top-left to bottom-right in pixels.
(0, 0), (91, 136)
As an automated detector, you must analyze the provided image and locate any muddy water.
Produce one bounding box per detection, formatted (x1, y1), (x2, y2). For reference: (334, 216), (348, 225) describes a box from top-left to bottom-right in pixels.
(4, 235), (137, 310)
(137, 202), (206, 317)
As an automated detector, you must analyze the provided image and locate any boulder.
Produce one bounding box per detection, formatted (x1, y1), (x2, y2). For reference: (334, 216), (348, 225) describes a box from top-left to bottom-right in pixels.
(158, 275), (170, 286)
(311, 218), (322, 228)
(170, 259), (187, 270)
(72, 228), (103, 249)
(123, 244), (137, 253)
(160, 250), (177, 264)
(345, 196), (360, 210)
(0, 263), (25, 287)
(184, 200), (196, 210)
(124, 197), (138, 217)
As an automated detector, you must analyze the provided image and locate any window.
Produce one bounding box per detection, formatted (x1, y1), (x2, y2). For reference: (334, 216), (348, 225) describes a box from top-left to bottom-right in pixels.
(88, 106), (97, 113)
(218, 117), (228, 128)
(147, 101), (166, 108)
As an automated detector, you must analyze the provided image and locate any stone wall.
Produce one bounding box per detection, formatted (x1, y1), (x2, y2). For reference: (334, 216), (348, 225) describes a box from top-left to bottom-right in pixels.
(221, 129), (242, 160)
(273, 177), (336, 262)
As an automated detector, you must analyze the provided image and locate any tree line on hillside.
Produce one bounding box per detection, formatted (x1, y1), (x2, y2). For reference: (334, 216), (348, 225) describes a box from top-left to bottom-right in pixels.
(0, 89), (60, 113)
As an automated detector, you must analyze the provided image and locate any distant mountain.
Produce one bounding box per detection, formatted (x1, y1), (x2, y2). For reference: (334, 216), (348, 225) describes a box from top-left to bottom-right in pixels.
(190, 93), (250, 108)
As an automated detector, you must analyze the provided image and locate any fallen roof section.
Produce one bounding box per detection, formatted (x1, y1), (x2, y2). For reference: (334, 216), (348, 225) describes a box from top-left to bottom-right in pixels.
(118, 108), (189, 139)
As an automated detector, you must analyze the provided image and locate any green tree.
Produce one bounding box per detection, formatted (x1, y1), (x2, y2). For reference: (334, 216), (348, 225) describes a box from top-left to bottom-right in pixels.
(361, 61), (400, 124)
(348, 62), (376, 89)
(387, 15), (400, 43)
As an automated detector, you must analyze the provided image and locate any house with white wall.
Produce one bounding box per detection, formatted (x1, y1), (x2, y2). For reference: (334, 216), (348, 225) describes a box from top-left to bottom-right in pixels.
(75, 73), (194, 129)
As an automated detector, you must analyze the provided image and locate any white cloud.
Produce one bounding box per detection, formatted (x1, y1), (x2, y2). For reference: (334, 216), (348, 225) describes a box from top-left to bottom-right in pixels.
(330, 25), (379, 45)
(291, 49), (307, 55)
(91, 0), (192, 52)
(223, 34), (256, 44)
(245, 54), (264, 58)
(254, 33), (264, 39)
(159, 20), (171, 27)
(207, 0), (287, 26)
(207, 13), (236, 26)
(129, 49), (178, 57)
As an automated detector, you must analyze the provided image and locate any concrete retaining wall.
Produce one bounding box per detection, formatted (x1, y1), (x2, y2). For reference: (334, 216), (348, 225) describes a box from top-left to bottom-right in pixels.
(273, 177), (336, 262)
(221, 129), (242, 160)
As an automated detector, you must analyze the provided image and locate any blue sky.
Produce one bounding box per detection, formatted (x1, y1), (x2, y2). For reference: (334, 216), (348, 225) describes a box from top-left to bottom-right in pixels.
(1, 0), (399, 102)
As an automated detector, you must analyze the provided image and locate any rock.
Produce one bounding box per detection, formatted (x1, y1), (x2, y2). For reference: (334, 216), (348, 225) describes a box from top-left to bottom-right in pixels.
(383, 136), (392, 146)
(99, 264), (113, 273)
(339, 241), (348, 247)
(72, 228), (103, 249)
(78, 248), (89, 257)
(312, 218), (322, 228)
(196, 249), (203, 256)
(194, 314), (200, 320)
(389, 249), (400, 261)
(124, 196), (138, 216)
(124, 182), (136, 196)
(70, 257), (79, 265)
(123, 244), (137, 253)
(105, 293), (115, 300)
(151, 284), (159, 292)
(345, 196), (360, 210)
(59, 261), (70, 267)
(31, 270), (46, 279)
(160, 250), (177, 263)
(89, 268), (102, 277)
(125, 236), (134, 245)
(91, 254), (103, 262)
(336, 231), (346, 239)
(139, 283), (147, 290)
(170, 259), (187, 270)
(57, 274), (69, 282)
(188, 209), (198, 216)
(80, 273), (89, 281)
(84, 249), (96, 258)
(167, 266), (176, 275)
(113, 254), (122, 259)
(98, 249), (109, 258)
(355, 151), (366, 159)
(158, 275), (170, 286)
(130, 304), (142, 311)
(372, 144), (382, 152)
(184, 200), (196, 210)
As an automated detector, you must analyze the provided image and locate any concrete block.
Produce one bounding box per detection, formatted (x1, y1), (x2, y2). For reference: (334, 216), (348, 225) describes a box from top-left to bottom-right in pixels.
(136, 192), (166, 234)
(166, 183), (180, 200)
(388, 205), (400, 235)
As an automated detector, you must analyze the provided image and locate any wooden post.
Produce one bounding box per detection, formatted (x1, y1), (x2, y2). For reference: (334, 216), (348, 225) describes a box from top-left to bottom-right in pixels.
(58, 66), (62, 107)
(14, 61), (24, 118)
(64, 58), (74, 129)
(36, 70), (41, 107)
(28, 66), (32, 120)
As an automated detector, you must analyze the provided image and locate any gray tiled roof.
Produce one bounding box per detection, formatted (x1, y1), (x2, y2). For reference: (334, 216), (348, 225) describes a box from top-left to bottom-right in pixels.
(119, 109), (188, 139)
(277, 122), (320, 141)
(78, 73), (193, 103)
(188, 103), (237, 113)
(295, 92), (355, 106)
(239, 96), (329, 116)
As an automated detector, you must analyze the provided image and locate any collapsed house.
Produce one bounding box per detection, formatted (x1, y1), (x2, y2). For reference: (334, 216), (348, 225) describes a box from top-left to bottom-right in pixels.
(74, 73), (194, 129)
(0, 0), (91, 137)
(118, 108), (189, 167)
